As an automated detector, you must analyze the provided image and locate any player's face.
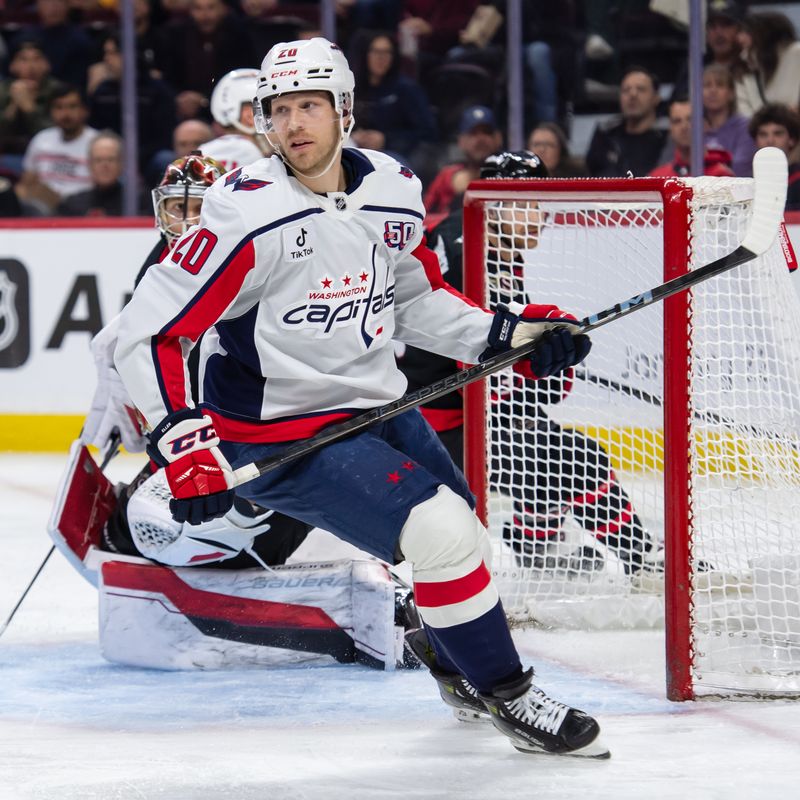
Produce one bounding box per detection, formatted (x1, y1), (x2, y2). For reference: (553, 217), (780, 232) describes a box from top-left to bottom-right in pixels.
(756, 122), (796, 155)
(269, 91), (341, 174)
(162, 196), (204, 240)
(488, 202), (543, 258)
(239, 101), (255, 130)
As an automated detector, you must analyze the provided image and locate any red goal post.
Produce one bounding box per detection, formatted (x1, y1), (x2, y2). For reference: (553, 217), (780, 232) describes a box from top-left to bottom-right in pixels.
(462, 176), (800, 700)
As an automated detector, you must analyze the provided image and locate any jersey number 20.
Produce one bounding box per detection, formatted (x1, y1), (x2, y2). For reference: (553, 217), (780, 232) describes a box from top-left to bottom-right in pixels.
(170, 229), (218, 275)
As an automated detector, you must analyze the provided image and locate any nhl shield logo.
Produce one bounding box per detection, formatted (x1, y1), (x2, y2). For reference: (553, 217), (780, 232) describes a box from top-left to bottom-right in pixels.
(0, 260), (30, 368)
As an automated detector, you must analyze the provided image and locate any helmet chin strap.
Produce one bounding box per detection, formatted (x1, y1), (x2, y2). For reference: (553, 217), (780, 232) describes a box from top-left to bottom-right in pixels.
(266, 115), (348, 182)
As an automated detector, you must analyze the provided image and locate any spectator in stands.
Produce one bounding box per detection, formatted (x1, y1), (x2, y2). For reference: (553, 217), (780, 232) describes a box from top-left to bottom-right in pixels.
(0, 171), (22, 217)
(672, 0), (747, 103)
(14, 0), (93, 89)
(398, 0), (481, 78)
(586, 66), (667, 177)
(748, 103), (800, 211)
(350, 31), (437, 183)
(650, 97), (734, 178)
(88, 33), (176, 176)
(56, 130), (146, 217)
(703, 63), (755, 177)
(423, 104), (502, 228)
(17, 84), (97, 214)
(154, 0), (258, 121)
(0, 40), (60, 160)
(527, 122), (584, 177)
(146, 118), (214, 188)
(737, 11), (800, 117)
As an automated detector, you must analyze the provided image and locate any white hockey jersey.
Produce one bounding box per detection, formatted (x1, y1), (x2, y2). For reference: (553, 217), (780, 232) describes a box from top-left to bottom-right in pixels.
(115, 148), (493, 442)
(200, 134), (264, 174)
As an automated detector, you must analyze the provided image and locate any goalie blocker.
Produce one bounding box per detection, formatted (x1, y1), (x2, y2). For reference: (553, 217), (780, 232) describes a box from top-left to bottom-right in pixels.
(48, 442), (416, 670)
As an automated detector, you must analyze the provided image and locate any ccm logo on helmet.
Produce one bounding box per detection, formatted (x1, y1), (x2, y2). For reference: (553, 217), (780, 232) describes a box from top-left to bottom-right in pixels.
(168, 424), (217, 456)
(271, 70), (298, 78)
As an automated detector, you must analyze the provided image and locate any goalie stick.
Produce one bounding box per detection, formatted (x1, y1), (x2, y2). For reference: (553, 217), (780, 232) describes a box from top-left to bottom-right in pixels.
(231, 147), (788, 488)
(0, 433), (121, 639)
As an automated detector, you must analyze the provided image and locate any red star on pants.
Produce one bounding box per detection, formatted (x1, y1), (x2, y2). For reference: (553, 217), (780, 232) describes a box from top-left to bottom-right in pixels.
(387, 472), (401, 483)
(402, 462), (415, 471)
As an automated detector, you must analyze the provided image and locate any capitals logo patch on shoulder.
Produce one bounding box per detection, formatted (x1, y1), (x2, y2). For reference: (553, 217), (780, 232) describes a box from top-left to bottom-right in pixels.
(224, 168), (272, 192)
(398, 165), (414, 179)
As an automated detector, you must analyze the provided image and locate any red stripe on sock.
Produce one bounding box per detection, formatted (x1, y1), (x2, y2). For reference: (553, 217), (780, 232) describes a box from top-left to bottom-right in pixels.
(414, 562), (491, 608)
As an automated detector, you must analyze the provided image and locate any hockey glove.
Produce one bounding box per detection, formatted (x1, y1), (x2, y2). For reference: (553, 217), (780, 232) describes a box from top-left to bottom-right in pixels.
(147, 408), (235, 525)
(482, 302), (592, 380)
(81, 316), (146, 452)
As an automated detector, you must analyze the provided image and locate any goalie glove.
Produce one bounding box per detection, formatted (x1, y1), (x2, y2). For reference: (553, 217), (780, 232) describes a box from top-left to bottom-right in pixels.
(482, 302), (592, 380)
(147, 408), (235, 525)
(81, 316), (146, 452)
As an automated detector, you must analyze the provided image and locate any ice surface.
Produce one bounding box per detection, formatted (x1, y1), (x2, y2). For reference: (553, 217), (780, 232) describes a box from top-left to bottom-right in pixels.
(1, 454), (799, 799)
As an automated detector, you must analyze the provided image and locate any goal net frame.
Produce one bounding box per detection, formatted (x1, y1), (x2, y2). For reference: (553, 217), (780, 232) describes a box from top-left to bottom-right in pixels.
(462, 176), (799, 701)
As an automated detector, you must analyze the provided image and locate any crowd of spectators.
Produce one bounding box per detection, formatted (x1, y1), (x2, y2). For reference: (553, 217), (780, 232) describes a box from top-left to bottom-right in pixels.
(2, 0), (800, 219)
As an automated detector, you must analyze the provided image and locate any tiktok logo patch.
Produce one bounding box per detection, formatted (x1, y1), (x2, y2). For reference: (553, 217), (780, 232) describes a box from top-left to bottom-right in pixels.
(282, 223), (315, 261)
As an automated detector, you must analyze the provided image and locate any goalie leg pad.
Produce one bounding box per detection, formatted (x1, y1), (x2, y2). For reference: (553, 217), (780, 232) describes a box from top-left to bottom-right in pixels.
(47, 441), (118, 586)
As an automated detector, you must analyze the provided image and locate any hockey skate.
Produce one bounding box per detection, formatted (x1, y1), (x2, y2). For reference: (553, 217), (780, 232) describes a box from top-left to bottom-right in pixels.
(479, 668), (610, 758)
(405, 629), (489, 722)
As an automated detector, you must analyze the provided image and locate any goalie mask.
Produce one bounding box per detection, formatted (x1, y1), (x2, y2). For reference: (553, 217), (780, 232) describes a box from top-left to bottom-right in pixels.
(210, 68), (259, 135)
(480, 150), (549, 179)
(151, 151), (224, 245)
(253, 37), (354, 176)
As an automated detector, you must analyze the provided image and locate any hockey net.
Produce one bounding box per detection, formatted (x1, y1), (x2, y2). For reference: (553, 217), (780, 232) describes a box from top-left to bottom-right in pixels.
(462, 176), (800, 699)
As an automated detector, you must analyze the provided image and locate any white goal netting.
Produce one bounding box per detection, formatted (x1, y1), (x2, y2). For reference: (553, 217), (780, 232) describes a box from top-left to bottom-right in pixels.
(463, 178), (800, 697)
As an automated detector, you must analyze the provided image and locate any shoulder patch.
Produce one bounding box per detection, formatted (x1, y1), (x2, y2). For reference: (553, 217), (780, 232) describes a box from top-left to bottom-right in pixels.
(399, 165), (415, 179)
(224, 168), (272, 192)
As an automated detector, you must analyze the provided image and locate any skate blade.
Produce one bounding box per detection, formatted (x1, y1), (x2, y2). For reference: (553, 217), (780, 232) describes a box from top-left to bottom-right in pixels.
(511, 737), (611, 759)
(452, 707), (490, 724)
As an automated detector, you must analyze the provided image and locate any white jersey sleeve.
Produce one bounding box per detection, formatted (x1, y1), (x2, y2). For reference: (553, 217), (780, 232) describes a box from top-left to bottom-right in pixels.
(114, 179), (266, 428)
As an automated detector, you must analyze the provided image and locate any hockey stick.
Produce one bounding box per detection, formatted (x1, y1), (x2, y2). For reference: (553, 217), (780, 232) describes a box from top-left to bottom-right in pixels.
(231, 147), (788, 487)
(0, 433), (122, 639)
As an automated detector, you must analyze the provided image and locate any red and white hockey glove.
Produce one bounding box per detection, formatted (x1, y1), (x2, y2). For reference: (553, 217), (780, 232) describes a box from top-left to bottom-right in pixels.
(81, 315), (147, 453)
(147, 408), (235, 525)
(481, 302), (592, 380)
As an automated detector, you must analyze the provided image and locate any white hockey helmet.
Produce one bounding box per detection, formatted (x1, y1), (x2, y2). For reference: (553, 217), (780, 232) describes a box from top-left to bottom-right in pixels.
(253, 37), (355, 136)
(151, 151), (224, 244)
(210, 68), (260, 134)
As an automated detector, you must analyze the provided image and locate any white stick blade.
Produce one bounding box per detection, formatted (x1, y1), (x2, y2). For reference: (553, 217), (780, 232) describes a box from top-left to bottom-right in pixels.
(741, 146), (788, 255)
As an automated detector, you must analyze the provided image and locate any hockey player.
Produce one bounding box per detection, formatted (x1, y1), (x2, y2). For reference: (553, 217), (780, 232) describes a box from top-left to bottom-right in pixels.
(399, 150), (663, 581)
(114, 38), (607, 757)
(202, 68), (272, 172)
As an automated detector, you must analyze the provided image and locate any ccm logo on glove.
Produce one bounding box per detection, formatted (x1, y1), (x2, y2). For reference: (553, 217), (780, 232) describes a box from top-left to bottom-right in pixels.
(168, 423), (218, 456)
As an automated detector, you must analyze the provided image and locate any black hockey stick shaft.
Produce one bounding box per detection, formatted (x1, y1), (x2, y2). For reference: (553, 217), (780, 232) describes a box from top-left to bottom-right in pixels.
(231, 244), (760, 486)
(0, 433), (121, 639)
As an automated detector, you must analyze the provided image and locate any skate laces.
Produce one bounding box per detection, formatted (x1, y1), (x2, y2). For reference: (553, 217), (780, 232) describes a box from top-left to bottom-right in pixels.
(506, 687), (570, 735)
